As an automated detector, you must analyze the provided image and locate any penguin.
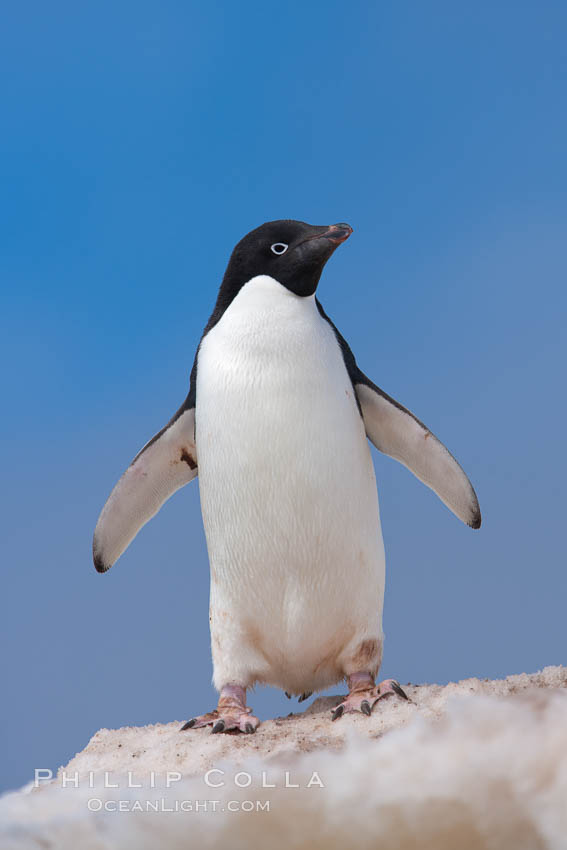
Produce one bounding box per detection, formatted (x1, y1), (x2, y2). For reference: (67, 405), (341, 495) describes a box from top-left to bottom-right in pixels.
(93, 220), (481, 734)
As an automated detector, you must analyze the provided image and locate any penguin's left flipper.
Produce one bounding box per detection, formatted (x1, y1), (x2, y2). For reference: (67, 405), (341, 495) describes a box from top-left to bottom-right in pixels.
(315, 299), (481, 529)
(355, 376), (481, 529)
(92, 405), (197, 573)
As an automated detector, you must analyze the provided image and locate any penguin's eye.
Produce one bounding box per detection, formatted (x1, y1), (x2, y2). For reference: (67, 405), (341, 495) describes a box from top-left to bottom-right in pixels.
(270, 243), (288, 255)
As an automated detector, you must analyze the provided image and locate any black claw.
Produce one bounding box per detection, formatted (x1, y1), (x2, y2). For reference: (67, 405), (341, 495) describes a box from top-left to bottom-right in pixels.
(211, 720), (225, 734)
(331, 704), (344, 721)
(298, 691), (313, 703)
(285, 692), (292, 699)
(360, 700), (372, 716)
(244, 722), (255, 734)
(392, 681), (409, 701)
(180, 719), (196, 731)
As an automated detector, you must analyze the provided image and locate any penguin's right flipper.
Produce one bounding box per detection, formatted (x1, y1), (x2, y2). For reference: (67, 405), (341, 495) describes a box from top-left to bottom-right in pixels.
(92, 405), (197, 573)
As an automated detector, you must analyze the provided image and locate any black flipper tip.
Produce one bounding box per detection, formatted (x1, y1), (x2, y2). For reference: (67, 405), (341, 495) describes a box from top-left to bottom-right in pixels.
(93, 551), (110, 573)
(211, 720), (225, 734)
(469, 511), (482, 530)
(360, 700), (372, 716)
(180, 719), (196, 731)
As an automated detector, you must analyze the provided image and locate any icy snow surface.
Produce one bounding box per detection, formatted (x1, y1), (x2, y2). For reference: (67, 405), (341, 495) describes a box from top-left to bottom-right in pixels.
(1, 666), (567, 849)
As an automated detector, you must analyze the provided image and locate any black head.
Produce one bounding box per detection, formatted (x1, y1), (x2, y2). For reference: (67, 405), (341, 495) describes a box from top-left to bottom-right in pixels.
(218, 219), (353, 304)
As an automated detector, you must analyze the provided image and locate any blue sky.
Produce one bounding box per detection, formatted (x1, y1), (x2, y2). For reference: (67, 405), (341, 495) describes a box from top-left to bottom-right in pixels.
(1, 1), (566, 792)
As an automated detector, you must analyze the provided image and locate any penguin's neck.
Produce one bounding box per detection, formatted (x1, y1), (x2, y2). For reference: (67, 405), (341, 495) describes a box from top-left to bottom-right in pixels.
(224, 274), (316, 317)
(208, 275), (321, 358)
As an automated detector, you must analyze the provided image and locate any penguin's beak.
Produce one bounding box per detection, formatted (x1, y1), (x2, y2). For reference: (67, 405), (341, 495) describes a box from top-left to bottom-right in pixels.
(319, 223), (353, 244)
(301, 223), (353, 246)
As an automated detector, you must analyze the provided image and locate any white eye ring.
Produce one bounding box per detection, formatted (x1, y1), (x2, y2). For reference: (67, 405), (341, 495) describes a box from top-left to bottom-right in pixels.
(271, 242), (288, 255)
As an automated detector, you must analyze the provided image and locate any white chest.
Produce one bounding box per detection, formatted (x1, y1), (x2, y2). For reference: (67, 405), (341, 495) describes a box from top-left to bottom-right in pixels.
(195, 276), (366, 501)
(194, 271), (382, 576)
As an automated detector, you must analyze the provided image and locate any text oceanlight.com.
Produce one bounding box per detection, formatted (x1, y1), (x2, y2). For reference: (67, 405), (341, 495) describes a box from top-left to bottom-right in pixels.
(87, 798), (270, 813)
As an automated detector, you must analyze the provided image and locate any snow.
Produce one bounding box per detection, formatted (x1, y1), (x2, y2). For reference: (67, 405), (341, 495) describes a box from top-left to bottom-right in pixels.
(1, 666), (567, 849)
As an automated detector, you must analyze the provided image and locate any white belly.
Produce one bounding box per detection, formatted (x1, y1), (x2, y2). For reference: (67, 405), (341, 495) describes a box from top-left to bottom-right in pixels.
(195, 276), (385, 693)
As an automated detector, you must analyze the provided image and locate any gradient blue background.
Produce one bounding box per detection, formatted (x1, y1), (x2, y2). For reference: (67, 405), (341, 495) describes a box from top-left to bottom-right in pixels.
(1, 1), (566, 793)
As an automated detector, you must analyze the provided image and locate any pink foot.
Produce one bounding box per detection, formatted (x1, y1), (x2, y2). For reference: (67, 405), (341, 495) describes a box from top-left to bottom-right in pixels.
(331, 673), (408, 721)
(180, 684), (260, 734)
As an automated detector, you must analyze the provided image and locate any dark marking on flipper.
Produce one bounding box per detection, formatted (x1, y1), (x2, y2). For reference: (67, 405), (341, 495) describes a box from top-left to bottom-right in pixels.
(180, 719), (196, 731)
(244, 723), (255, 734)
(180, 449), (197, 470)
(360, 700), (372, 716)
(212, 720), (225, 734)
